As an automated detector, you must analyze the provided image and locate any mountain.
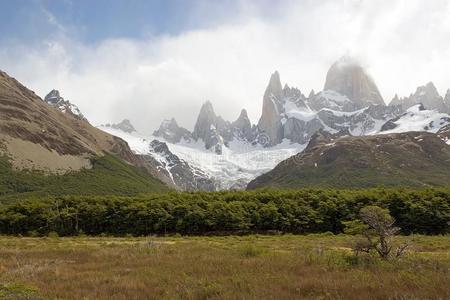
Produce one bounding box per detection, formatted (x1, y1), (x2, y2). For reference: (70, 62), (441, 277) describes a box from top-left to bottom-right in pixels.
(153, 118), (192, 143)
(103, 119), (136, 133)
(380, 104), (450, 133)
(247, 130), (450, 189)
(148, 140), (216, 191)
(155, 57), (404, 150)
(389, 82), (450, 113)
(0, 70), (169, 197)
(254, 60), (402, 145)
(231, 109), (254, 142)
(257, 71), (285, 145)
(98, 126), (217, 191)
(44, 89), (86, 120)
(142, 56), (449, 190)
(323, 56), (384, 108)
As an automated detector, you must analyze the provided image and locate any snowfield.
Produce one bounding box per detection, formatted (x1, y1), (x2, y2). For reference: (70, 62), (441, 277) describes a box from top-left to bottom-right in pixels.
(99, 126), (305, 190)
(98, 103), (450, 190)
(380, 104), (450, 134)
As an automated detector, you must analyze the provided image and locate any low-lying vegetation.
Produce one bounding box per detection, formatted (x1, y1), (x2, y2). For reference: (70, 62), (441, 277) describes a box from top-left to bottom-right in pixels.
(0, 154), (168, 197)
(0, 188), (448, 236)
(0, 235), (448, 299)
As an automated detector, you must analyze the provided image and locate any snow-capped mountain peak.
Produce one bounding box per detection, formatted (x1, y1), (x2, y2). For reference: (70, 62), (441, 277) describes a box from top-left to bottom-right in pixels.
(44, 89), (86, 120)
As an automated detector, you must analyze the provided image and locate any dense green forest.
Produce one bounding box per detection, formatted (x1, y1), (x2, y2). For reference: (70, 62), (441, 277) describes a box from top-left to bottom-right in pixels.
(0, 154), (168, 197)
(0, 188), (448, 236)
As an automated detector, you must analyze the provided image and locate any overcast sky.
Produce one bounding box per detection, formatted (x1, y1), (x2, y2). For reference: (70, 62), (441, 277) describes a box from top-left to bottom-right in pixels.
(1, 0), (449, 132)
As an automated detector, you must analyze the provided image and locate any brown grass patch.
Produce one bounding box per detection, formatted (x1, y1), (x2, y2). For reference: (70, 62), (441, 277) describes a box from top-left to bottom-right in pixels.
(0, 235), (448, 299)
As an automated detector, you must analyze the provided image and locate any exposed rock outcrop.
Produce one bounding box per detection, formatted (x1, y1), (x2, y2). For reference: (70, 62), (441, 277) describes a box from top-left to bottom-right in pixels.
(153, 118), (192, 143)
(231, 109), (253, 141)
(257, 71), (284, 146)
(44, 89), (86, 120)
(148, 140), (216, 191)
(323, 56), (385, 108)
(389, 82), (449, 113)
(103, 119), (136, 133)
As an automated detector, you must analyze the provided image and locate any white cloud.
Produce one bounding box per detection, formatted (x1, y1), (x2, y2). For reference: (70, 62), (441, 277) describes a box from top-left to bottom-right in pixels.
(1, 0), (450, 133)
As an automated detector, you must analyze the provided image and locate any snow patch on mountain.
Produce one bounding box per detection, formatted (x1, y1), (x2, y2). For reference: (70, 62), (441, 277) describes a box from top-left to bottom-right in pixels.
(380, 105), (450, 134)
(99, 126), (305, 190)
(166, 138), (304, 190)
(44, 90), (85, 120)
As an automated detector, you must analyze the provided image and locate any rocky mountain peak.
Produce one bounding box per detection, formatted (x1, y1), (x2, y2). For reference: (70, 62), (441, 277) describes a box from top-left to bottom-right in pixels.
(193, 101), (217, 138)
(323, 56), (384, 107)
(392, 94), (399, 102)
(232, 109), (253, 141)
(107, 119), (136, 133)
(235, 109), (249, 123)
(445, 89), (450, 108)
(257, 71), (284, 145)
(265, 71), (283, 100)
(43, 89), (85, 120)
(193, 101), (225, 150)
(419, 82), (440, 98)
(391, 82), (447, 113)
(44, 89), (62, 104)
(153, 117), (192, 144)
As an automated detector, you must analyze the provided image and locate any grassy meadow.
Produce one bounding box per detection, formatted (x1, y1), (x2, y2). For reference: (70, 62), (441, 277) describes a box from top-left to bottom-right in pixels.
(0, 234), (449, 299)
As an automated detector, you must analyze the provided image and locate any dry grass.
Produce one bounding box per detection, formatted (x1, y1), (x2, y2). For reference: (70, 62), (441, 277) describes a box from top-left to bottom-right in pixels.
(0, 234), (449, 299)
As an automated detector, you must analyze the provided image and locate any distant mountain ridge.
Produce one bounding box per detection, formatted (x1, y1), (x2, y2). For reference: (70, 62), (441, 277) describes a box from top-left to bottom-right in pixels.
(154, 56), (450, 151)
(108, 56), (450, 191)
(34, 56), (450, 192)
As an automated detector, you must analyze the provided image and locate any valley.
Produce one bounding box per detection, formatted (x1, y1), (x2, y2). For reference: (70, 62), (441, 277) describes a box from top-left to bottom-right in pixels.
(0, 234), (449, 300)
(1, 2), (450, 299)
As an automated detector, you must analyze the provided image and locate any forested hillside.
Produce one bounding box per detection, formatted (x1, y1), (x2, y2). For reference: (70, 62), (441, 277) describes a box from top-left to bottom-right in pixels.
(0, 154), (169, 197)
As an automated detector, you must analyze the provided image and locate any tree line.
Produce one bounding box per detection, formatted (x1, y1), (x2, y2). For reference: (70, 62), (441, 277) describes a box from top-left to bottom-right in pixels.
(0, 188), (448, 236)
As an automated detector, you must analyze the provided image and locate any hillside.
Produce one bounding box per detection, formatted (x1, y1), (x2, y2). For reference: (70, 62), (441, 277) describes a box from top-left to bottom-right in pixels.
(0, 70), (169, 196)
(247, 131), (450, 189)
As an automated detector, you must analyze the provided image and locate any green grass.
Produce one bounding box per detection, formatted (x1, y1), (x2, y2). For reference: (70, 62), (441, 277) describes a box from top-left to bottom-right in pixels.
(0, 283), (44, 300)
(0, 154), (169, 198)
(0, 234), (448, 299)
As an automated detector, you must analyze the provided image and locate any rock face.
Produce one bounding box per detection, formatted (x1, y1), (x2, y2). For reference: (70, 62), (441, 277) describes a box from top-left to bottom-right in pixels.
(112, 119), (136, 133)
(44, 90), (86, 120)
(257, 71), (284, 145)
(153, 118), (192, 143)
(390, 82), (450, 113)
(146, 56), (450, 191)
(148, 140), (216, 191)
(155, 57), (408, 150)
(324, 56), (384, 108)
(231, 109), (254, 141)
(104, 119), (136, 133)
(192, 101), (225, 152)
(445, 90), (450, 108)
(437, 124), (450, 144)
(254, 66), (401, 145)
(247, 131), (450, 189)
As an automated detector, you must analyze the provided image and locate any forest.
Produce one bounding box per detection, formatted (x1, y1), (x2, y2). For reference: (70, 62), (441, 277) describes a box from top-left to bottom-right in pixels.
(1, 188), (448, 236)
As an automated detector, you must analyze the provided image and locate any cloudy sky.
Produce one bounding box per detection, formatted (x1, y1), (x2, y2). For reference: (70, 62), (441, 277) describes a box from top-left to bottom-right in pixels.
(1, 0), (449, 132)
